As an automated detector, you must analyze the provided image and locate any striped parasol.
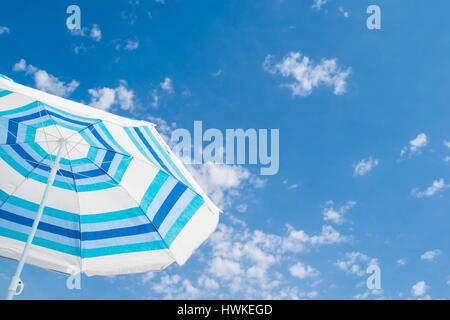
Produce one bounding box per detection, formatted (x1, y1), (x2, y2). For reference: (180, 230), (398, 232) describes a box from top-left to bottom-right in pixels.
(0, 74), (220, 299)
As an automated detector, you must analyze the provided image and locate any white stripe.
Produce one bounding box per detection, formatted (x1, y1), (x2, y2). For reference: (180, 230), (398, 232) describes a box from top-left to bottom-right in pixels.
(82, 249), (174, 276)
(78, 185), (139, 214)
(0, 236), (81, 274)
(169, 203), (219, 265)
(0, 92), (36, 112)
(120, 158), (159, 206)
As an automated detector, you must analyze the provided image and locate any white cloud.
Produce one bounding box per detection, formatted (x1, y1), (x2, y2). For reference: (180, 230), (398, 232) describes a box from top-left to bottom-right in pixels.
(88, 81), (135, 111)
(212, 69), (222, 77)
(335, 252), (378, 277)
(312, 0), (328, 9)
(12, 59), (27, 72)
(149, 77), (174, 108)
(70, 24), (101, 42)
(353, 157), (379, 177)
(263, 52), (351, 96)
(283, 180), (300, 190)
(146, 115), (176, 140)
(116, 81), (135, 110)
(12, 59), (79, 97)
(444, 140), (450, 150)
(88, 87), (116, 110)
(321, 200), (356, 224)
(420, 249), (442, 261)
(444, 140), (450, 162)
(282, 224), (349, 252)
(160, 77), (174, 93)
(400, 133), (428, 157)
(124, 39), (139, 50)
(209, 257), (243, 280)
(150, 89), (160, 108)
(354, 289), (384, 300)
(188, 162), (252, 210)
(33, 70), (79, 97)
(115, 38), (139, 51)
(0, 26), (10, 35)
(200, 219), (344, 298)
(412, 178), (447, 198)
(90, 24), (102, 41)
(397, 258), (407, 266)
(142, 200), (350, 299)
(140, 272), (155, 285)
(289, 262), (320, 279)
(339, 7), (350, 18)
(149, 274), (203, 299)
(197, 275), (219, 290)
(412, 281), (428, 297)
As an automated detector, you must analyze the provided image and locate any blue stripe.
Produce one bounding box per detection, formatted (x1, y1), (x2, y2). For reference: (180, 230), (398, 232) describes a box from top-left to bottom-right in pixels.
(6, 120), (18, 144)
(46, 110), (93, 127)
(0, 210), (80, 239)
(142, 126), (192, 187)
(101, 150), (115, 172)
(82, 240), (166, 258)
(0, 90), (12, 98)
(165, 195), (205, 245)
(82, 223), (156, 240)
(87, 125), (114, 151)
(133, 127), (171, 173)
(152, 182), (187, 229)
(0, 226), (80, 256)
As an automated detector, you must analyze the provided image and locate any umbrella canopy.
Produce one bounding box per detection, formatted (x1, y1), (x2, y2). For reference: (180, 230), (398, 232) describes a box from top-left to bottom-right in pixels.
(0, 74), (221, 288)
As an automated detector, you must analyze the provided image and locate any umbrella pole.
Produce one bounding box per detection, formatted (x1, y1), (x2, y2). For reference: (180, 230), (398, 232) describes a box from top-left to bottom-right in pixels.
(5, 139), (66, 300)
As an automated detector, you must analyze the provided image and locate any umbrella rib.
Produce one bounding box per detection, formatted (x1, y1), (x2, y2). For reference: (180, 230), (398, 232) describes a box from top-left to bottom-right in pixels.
(60, 144), (84, 267)
(0, 117), (61, 142)
(36, 102), (60, 154)
(0, 143), (60, 213)
(62, 120), (102, 144)
(69, 141), (132, 159)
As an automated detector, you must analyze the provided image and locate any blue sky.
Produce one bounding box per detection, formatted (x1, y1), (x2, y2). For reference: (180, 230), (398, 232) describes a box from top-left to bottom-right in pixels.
(0, 0), (449, 299)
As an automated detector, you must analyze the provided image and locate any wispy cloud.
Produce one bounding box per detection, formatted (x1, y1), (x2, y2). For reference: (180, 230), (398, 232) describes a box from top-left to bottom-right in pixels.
(335, 252), (378, 277)
(412, 178), (447, 198)
(322, 200), (356, 224)
(444, 140), (450, 162)
(115, 38), (139, 51)
(160, 77), (174, 93)
(188, 162), (261, 211)
(339, 7), (350, 18)
(400, 133), (428, 157)
(353, 157), (379, 177)
(397, 258), (407, 266)
(150, 77), (174, 108)
(88, 80), (135, 111)
(420, 249), (442, 261)
(312, 0), (328, 10)
(212, 69), (222, 77)
(263, 52), (351, 96)
(69, 24), (102, 42)
(289, 262), (320, 279)
(412, 281), (428, 297)
(12, 59), (79, 97)
(0, 26), (10, 35)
